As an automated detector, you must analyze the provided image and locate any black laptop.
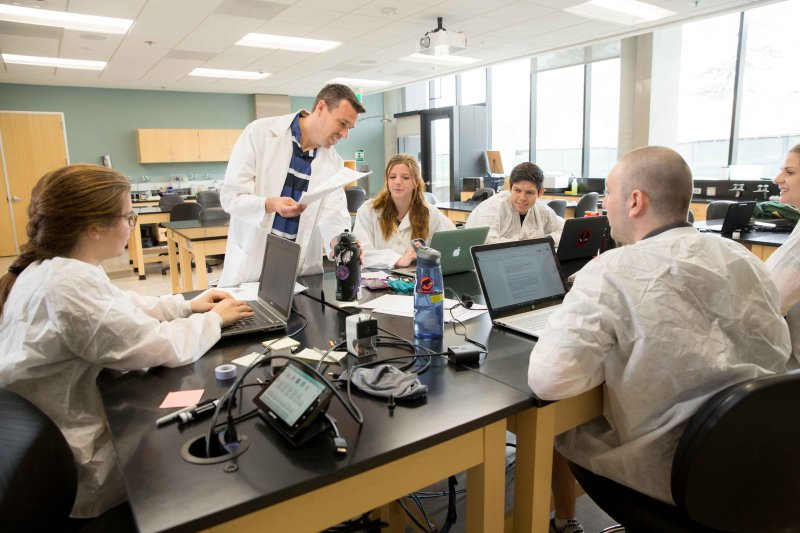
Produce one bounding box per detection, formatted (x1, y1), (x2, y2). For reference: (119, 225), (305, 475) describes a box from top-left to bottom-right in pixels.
(556, 216), (608, 278)
(220, 234), (301, 337)
(702, 201), (756, 234)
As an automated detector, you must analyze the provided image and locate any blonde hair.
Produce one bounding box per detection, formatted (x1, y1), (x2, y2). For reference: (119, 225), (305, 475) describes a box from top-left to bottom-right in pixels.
(371, 154), (430, 242)
(0, 164), (130, 317)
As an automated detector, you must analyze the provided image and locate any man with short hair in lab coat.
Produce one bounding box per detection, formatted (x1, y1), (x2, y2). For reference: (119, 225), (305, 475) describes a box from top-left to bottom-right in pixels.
(219, 83), (366, 287)
(528, 146), (791, 531)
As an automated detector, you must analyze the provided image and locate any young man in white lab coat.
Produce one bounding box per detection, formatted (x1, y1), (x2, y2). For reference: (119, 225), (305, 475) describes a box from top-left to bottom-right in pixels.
(219, 84), (365, 286)
(465, 161), (564, 245)
(528, 146), (791, 530)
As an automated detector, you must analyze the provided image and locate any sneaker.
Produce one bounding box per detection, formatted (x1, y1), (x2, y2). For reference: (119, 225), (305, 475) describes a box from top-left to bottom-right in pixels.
(549, 518), (584, 533)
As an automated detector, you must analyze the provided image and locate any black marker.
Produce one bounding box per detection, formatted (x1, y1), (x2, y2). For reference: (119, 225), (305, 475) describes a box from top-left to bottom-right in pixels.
(178, 398), (222, 425)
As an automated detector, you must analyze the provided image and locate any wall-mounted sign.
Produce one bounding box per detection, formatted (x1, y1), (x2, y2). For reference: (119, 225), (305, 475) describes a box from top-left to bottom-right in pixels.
(355, 149), (365, 162)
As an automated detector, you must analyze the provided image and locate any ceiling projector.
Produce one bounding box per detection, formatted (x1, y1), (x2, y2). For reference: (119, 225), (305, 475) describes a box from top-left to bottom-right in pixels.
(417, 17), (467, 56)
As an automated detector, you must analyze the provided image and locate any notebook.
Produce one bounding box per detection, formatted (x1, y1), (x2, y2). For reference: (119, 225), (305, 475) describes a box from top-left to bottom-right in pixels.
(471, 237), (568, 338)
(220, 234), (301, 338)
(391, 226), (490, 277)
(702, 201), (756, 234)
(556, 216), (608, 278)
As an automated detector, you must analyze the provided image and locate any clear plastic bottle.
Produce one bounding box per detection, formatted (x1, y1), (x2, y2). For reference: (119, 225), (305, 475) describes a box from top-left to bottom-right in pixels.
(413, 242), (444, 338)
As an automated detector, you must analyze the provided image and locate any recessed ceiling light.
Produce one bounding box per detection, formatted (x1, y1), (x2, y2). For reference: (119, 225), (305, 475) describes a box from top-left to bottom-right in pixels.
(400, 53), (478, 66)
(2, 53), (106, 70)
(566, 0), (676, 25)
(189, 68), (270, 80)
(0, 4), (133, 34)
(331, 77), (390, 87)
(380, 7), (400, 16)
(235, 33), (340, 53)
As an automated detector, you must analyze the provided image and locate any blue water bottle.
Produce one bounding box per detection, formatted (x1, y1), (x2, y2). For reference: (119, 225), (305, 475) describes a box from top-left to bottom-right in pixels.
(413, 240), (444, 338)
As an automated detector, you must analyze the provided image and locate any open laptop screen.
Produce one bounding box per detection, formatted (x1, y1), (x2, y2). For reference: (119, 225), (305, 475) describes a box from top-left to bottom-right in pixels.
(257, 235), (300, 320)
(472, 238), (566, 315)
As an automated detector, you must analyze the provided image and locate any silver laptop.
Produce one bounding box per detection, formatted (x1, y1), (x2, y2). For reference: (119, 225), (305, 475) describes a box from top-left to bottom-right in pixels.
(220, 234), (301, 337)
(471, 237), (568, 338)
(391, 226), (490, 277)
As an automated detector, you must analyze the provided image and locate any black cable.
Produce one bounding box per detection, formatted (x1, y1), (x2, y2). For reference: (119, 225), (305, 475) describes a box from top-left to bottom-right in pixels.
(443, 288), (487, 352)
(397, 498), (435, 533)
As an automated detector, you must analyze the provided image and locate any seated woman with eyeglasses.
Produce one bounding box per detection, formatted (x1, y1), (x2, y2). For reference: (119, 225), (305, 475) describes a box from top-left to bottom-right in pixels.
(0, 164), (253, 519)
(353, 154), (454, 269)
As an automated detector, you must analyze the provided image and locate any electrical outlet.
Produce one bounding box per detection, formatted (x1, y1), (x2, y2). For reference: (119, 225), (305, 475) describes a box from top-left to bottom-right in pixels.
(707, 187), (716, 196)
(692, 187), (701, 195)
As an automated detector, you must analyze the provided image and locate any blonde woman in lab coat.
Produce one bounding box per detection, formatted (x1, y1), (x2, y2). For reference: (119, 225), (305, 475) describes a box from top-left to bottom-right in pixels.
(0, 164), (252, 518)
(766, 143), (800, 361)
(353, 154), (454, 269)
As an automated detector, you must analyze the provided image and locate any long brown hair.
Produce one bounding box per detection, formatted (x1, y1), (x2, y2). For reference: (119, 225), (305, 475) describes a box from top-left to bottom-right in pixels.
(371, 154), (430, 242)
(0, 164), (130, 317)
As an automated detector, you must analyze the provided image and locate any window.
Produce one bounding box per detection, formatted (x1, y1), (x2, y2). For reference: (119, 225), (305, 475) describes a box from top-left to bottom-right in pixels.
(459, 68), (486, 105)
(675, 13), (740, 178)
(431, 75), (455, 108)
(588, 58), (620, 179)
(490, 59), (530, 172)
(735, 0), (800, 177)
(403, 80), (428, 112)
(535, 65), (584, 178)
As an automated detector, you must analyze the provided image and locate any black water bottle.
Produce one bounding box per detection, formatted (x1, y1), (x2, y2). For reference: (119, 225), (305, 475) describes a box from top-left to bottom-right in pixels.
(335, 230), (361, 301)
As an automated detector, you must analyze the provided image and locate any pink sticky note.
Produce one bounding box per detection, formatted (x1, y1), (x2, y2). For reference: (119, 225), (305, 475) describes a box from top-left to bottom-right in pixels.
(159, 389), (204, 409)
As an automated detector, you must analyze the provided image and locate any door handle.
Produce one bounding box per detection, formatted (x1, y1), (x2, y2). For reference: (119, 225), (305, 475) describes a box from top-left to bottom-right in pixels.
(11, 195), (24, 202)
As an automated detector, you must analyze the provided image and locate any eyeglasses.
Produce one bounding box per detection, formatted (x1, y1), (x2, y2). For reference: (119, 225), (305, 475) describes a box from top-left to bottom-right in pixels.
(121, 211), (138, 228)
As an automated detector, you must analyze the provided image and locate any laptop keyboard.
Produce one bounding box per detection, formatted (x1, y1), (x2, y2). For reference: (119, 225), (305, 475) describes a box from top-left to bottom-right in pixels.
(507, 311), (553, 332)
(223, 316), (257, 331)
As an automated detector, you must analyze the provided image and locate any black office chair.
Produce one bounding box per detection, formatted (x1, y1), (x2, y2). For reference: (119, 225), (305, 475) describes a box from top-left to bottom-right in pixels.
(161, 202), (207, 275)
(573, 192), (599, 218)
(547, 199), (567, 218)
(706, 200), (736, 221)
(0, 388), (136, 532)
(570, 370), (800, 533)
(158, 193), (183, 212)
(196, 190), (221, 209)
(345, 187), (367, 214)
(424, 192), (439, 205)
(199, 206), (230, 226)
(471, 188), (495, 202)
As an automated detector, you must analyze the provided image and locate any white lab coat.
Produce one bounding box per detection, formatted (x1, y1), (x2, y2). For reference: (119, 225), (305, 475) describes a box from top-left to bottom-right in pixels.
(528, 227), (791, 504)
(353, 203), (455, 269)
(465, 190), (564, 245)
(0, 258), (222, 518)
(766, 224), (800, 361)
(219, 112), (351, 286)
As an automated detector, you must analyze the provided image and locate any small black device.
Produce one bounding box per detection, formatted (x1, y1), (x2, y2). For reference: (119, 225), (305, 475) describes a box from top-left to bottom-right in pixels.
(334, 230), (361, 301)
(253, 361), (332, 444)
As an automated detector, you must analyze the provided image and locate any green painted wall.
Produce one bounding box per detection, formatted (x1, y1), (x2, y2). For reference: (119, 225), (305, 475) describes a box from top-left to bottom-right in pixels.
(291, 93), (385, 195)
(0, 83), (254, 183)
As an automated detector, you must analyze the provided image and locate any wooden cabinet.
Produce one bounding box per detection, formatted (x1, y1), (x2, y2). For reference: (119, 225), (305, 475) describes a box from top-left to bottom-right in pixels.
(136, 128), (243, 163)
(198, 130), (228, 162)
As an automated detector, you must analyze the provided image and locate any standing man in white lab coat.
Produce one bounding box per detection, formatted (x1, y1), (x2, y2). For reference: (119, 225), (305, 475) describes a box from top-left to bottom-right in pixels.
(528, 146), (790, 532)
(219, 84), (365, 286)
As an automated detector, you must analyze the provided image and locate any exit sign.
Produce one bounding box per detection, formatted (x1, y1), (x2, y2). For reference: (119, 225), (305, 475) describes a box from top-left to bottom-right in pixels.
(355, 149), (365, 162)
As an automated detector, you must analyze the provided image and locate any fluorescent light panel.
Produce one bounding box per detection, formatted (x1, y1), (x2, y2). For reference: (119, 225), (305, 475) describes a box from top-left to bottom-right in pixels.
(189, 68), (270, 80)
(566, 0), (676, 25)
(236, 33), (340, 53)
(331, 77), (390, 87)
(2, 53), (106, 70)
(400, 53), (478, 66)
(0, 4), (132, 34)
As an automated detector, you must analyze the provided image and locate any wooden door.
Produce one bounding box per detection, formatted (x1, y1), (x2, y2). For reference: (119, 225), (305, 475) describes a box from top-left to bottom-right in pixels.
(0, 112), (69, 256)
(0, 153), (15, 256)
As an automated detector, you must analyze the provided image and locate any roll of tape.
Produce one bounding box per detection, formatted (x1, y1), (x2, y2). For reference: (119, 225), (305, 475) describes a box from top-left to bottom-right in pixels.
(215, 364), (237, 381)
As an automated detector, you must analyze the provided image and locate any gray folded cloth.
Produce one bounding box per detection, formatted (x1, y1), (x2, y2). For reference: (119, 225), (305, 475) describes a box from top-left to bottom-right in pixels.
(340, 364), (427, 400)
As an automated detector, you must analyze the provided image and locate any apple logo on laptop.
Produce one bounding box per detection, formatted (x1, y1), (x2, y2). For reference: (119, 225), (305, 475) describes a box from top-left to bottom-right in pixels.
(452, 246), (461, 258)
